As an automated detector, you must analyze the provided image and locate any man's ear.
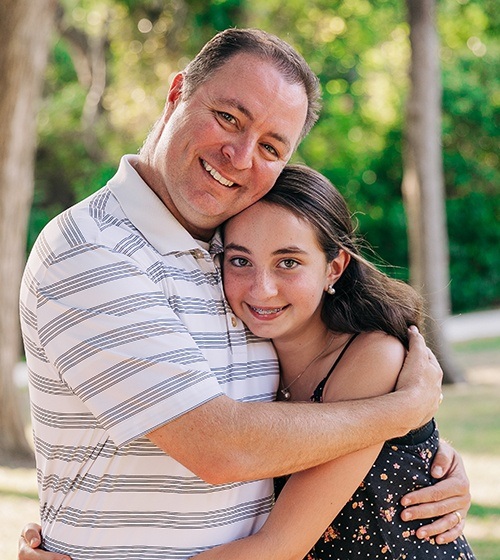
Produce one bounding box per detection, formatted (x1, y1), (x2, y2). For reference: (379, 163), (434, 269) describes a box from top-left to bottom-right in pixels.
(167, 72), (185, 105)
(325, 249), (351, 288)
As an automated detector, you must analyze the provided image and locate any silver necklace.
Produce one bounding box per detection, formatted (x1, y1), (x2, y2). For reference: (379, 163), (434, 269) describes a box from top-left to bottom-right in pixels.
(279, 333), (335, 401)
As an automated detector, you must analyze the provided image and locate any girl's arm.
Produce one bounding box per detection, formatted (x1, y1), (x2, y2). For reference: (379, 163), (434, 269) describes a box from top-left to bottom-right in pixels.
(193, 332), (403, 560)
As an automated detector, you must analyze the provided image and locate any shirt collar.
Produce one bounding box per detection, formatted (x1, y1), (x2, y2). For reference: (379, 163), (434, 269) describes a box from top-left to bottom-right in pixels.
(107, 155), (212, 256)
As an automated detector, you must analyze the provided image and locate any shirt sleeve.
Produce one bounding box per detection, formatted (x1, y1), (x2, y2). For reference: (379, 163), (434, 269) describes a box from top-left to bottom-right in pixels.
(34, 242), (224, 447)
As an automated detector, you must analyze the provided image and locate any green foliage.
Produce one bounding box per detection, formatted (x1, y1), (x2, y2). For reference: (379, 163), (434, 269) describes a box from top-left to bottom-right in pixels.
(32, 0), (499, 314)
(448, 193), (500, 313)
(189, 0), (244, 33)
(442, 50), (499, 199)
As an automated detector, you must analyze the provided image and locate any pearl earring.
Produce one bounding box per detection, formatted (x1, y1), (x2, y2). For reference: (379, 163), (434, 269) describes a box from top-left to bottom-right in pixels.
(326, 284), (336, 295)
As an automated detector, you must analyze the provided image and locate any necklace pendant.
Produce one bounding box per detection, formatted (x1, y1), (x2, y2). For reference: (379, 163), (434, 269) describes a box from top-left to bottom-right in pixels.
(280, 388), (291, 401)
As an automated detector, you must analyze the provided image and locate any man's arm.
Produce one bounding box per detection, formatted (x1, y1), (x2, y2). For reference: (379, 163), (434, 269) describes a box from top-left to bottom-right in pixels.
(147, 327), (442, 484)
(19, 332), (472, 560)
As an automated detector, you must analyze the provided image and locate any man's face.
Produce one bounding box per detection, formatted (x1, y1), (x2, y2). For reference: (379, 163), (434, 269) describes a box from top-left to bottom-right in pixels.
(146, 53), (308, 240)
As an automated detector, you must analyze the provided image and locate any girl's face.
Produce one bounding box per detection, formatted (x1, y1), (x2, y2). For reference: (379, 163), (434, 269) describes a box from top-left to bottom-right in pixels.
(223, 201), (340, 344)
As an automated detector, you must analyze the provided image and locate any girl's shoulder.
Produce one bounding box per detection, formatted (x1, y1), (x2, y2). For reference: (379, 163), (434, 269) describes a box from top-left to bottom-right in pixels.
(351, 331), (406, 361)
(323, 331), (405, 402)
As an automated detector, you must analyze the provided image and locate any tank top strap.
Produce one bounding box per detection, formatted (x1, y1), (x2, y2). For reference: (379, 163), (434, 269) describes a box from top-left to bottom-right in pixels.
(311, 333), (360, 402)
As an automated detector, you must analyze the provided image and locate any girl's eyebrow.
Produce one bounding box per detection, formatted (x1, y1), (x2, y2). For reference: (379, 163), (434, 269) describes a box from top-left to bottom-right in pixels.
(225, 242), (307, 256)
(224, 242), (251, 254)
(273, 247), (307, 255)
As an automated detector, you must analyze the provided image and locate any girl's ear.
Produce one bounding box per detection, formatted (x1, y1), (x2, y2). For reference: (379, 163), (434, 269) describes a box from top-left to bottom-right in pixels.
(325, 249), (350, 290)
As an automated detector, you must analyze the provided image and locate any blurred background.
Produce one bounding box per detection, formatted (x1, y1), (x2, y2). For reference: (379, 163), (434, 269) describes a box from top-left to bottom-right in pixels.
(0, 0), (498, 558)
(25, 0), (499, 316)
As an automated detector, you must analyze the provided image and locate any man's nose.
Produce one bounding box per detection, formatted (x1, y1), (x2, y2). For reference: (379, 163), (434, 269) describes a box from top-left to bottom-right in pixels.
(221, 135), (254, 170)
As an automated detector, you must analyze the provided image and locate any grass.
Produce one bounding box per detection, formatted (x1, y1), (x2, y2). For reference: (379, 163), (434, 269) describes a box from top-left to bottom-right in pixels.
(2, 337), (499, 560)
(436, 336), (500, 559)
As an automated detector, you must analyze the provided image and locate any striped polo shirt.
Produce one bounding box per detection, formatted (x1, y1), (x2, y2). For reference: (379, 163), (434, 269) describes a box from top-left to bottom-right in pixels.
(20, 155), (280, 559)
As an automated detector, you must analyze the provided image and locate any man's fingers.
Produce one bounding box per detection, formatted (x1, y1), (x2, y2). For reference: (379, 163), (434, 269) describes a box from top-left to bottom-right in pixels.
(429, 439), (454, 479)
(401, 495), (466, 522)
(21, 523), (42, 547)
(407, 327), (441, 372)
(403, 327), (443, 386)
(427, 347), (440, 370)
(18, 524), (71, 560)
(402, 478), (471, 512)
(406, 326), (426, 359)
(18, 533), (40, 560)
(414, 511), (466, 544)
(397, 327), (434, 389)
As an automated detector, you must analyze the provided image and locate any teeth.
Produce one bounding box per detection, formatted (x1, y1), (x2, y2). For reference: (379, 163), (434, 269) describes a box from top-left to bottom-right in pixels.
(251, 306), (283, 315)
(202, 160), (234, 187)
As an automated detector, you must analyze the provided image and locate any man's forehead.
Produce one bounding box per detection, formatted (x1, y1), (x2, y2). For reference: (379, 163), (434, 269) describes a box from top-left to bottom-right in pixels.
(203, 52), (300, 100)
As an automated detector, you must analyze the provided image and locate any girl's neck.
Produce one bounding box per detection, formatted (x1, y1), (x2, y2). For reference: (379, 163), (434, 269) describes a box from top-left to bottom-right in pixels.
(274, 321), (353, 402)
(273, 324), (337, 380)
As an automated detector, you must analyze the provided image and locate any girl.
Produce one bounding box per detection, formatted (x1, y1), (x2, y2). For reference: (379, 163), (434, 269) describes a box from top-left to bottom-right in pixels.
(198, 164), (475, 559)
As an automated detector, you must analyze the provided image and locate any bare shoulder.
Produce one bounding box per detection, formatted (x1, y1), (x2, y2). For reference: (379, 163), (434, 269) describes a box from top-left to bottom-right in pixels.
(352, 331), (406, 367)
(323, 331), (406, 402)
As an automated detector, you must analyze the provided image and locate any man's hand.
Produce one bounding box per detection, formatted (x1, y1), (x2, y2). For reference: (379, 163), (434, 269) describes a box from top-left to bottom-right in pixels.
(400, 439), (471, 544)
(395, 326), (443, 430)
(18, 524), (70, 560)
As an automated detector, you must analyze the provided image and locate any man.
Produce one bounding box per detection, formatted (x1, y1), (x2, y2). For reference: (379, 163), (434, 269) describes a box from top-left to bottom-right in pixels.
(19, 29), (469, 560)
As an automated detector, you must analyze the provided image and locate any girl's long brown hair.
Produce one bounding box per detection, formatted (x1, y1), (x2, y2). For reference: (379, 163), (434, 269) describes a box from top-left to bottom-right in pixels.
(262, 164), (423, 347)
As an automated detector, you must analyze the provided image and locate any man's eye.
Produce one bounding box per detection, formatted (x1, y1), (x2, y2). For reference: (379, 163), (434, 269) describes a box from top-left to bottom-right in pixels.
(262, 143), (278, 157)
(218, 112), (236, 124)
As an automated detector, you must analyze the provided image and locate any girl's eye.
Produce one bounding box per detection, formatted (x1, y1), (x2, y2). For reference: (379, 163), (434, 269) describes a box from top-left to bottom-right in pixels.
(229, 257), (250, 267)
(279, 259), (299, 269)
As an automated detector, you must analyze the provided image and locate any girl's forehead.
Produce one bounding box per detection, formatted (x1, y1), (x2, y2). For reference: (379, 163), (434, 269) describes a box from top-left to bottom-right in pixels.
(225, 201), (304, 236)
(224, 201), (324, 252)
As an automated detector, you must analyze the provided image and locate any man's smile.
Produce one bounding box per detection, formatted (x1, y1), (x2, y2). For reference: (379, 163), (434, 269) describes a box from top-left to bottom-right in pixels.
(201, 159), (235, 187)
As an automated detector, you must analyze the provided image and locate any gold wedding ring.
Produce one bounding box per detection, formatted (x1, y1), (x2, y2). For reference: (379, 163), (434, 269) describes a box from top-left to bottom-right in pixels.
(454, 511), (462, 524)
(438, 393), (444, 404)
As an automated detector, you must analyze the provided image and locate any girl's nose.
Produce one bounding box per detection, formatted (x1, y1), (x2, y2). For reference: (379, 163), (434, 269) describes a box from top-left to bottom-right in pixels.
(251, 269), (278, 298)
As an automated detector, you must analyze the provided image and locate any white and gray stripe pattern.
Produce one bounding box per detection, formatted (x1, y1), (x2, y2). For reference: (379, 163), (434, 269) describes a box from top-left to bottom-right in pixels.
(20, 156), (279, 559)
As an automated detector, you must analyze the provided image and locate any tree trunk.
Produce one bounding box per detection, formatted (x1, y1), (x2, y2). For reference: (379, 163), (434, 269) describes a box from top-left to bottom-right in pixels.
(402, 0), (465, 383)
(54, 5), (109, 161)
(0, 0), (57, 460)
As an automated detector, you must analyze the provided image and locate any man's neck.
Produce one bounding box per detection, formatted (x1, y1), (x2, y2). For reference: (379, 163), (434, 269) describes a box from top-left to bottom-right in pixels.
(132, 158), (216, 242)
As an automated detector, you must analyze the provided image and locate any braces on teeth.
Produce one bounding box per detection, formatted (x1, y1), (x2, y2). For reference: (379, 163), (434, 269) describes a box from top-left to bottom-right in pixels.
(252, 307), (283, 315)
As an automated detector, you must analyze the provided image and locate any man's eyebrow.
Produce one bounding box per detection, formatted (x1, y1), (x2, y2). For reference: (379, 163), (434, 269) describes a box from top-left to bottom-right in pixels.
(220, 97), (253, 119)
(219, 97), (291, 151)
